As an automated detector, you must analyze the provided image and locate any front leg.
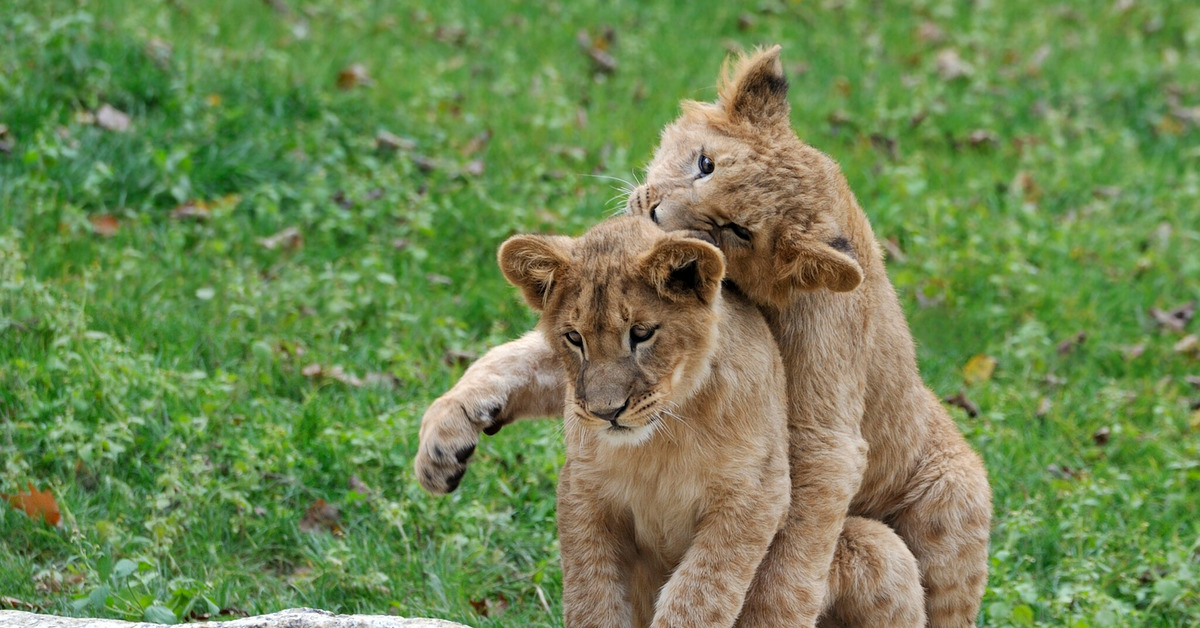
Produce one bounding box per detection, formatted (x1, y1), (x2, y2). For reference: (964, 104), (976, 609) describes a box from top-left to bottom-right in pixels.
(415, 331), (565, 494)
(653, 482), (788, 628)
(558, 463), (634, 628)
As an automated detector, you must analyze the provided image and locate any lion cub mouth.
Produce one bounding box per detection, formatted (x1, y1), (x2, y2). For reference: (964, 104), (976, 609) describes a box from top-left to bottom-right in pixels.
(576, 407), (663, 447)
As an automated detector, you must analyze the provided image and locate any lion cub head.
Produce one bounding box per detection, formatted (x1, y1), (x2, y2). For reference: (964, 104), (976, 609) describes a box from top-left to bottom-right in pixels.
(627, 45), (869, 307)
(499, 216), (725, 446)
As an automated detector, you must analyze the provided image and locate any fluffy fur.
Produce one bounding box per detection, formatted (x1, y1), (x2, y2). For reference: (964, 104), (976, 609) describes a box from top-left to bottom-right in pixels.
(497, 216), (923, 628)
(626, 46), (992, 628)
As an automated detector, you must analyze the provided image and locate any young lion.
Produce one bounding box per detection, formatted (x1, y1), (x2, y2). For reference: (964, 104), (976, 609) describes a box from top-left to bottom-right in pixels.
(498, 216), (924, 628)
(415, 48), (990, 626)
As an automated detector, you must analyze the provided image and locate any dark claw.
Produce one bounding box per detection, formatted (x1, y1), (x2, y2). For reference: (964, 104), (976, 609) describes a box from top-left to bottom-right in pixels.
(483, 422), (504, 436)
(433, 444), (445, 460)
(454, 444), (476, 463)
(445, 468), (466, 492)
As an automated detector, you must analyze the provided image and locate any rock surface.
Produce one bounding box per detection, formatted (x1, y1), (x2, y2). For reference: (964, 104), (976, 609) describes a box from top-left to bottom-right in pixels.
(0, 608), (472, 628)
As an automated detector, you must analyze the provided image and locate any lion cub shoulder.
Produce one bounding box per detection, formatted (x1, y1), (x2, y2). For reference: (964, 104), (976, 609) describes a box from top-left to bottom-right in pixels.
(499, 215), (790, 628)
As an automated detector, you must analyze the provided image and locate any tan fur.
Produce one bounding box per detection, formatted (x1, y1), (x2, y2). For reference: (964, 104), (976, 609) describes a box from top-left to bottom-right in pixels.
(626, 46), (992, 628)
(495, 216), (922, 628)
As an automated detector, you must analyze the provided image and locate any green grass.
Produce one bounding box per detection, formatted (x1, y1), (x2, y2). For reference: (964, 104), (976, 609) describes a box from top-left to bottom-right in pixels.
(1, 0), (1198, 626)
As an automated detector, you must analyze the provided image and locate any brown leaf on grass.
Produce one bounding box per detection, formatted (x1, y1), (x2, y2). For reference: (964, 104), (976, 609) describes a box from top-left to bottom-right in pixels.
(462, 159), (486, 177)
(1186, 375), (1200, 390)
(410, 154), (439, 173)
(1043, 374), (1067, 388)
(170, 201), (211, 221)
(1047, 463), (1077, 480)
(967, 129), (998, 148)
(301, 364), (363, 387)
(2, 483), (61, 526)
(259, 226), (303, 251)
(460, 129), (492, 157)
(1011, 170), (1042, 204)
(1123, 344), (1146, 361)
(363, 372), (400, 388)
(1035, 397), (1052, 418)
(74, 460), (98, 492)
(469, 594), (509, 618)
(917, 21), (945, 44)
(376, 130), (416, 153)
(433, 24), (468, 46)
(1057, 331), (1087, 355)
(936, 48), (973, 81)
(443, 349), (478, 368)
(144, 37), (173, 67)
(348, 475), (371, 495)
(0, 124), (14, 154)
(576, 29), (617, 74)
(391, 238), (410, 251)
(1175, 335), (1199, 357)
(963, 354), (997, 385)
(1025, 45), (1052, 77)
(96, 104), (131, 132)
(33, 569), (85, 594)
(299, 499), (343, 536)
(943, 391), (980, 418)
(336, 63), (372, 90)
(1, 597), (43, 612)
(1092, 426), (1111, 446)
(1149, 301), (1196, 333)
(89, 214), (120, 237)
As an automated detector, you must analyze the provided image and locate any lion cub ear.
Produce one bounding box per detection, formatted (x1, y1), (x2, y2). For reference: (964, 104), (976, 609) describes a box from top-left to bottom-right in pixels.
(776, 227), (864, 294)
(718, 44), (790, 125)
(498, 235), (573, 311)
(641, 237), (726, 305)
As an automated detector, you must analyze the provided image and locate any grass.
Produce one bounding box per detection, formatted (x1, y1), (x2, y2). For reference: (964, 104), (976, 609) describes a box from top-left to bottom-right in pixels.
(1, 0), (1198, 626)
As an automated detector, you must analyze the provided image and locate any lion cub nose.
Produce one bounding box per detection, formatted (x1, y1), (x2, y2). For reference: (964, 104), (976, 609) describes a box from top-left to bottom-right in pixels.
(588, 400), (629, 423)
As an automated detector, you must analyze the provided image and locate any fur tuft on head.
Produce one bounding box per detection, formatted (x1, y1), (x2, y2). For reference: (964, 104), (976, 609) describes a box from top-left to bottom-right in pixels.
(717, 45), (790, 125)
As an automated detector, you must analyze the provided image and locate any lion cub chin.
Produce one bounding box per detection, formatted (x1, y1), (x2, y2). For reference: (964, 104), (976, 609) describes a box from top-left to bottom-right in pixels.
(500, 216), (790, 628)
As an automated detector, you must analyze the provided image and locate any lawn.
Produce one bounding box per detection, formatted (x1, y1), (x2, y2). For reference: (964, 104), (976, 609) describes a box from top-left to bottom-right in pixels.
(1, 0), (1198, 626)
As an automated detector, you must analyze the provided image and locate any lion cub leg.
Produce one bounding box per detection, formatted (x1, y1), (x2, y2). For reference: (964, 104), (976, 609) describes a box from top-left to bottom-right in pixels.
(818, 517), (926, 628)
(557, 461), (635, 628)
(891, 438), (992, 628)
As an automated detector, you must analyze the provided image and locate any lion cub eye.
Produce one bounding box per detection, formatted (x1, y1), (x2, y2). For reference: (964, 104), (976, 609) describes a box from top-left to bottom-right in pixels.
(725, 223), (752, 241)
(565, 331), (584, 347)
(630, 325), (656, 345)
(697, 154), (715, 178)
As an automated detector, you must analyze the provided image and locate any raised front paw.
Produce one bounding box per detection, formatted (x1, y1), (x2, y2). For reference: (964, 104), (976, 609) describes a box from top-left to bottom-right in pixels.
(414, 394), (507, 494)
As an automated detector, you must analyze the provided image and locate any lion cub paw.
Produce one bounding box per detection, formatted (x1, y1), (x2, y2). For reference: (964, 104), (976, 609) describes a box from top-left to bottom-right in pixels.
(414, 394), (507, 494)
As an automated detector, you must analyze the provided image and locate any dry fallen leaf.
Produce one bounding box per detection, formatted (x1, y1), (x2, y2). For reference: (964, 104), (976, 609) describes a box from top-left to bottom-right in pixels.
(462, 159), (486, 177)
(89, 214), (120, 237)
(336, 63), (372, 90)
(469, 594), (509, 618)
(0, 123), (14, 154)
(461, 129), (492, 157)
(577, 29), (617, 74)
(1035, 397), (1052, 419)
(2, 483), (61, 526)
(967, 129), (998, 148)
(936, 48), (973, 81)
(145, 37), (173, 67)
(943, 391), (980, 418)
(1057, 331), (1087, 355)
(1011, 170), (1042, 204)
(376, 130), (416, 153)
(299, 498), (343, 536)
(170, 201), (211, 221)
(259, 226), (303, 251)
(1092, 426), (1111, 446)
(1123, 344), (1146, 361)
(1186, 375), (1200, 390)
(1175, 334), (1199, 356)
(963, 354), (998, 385)
(0, 596), (43, 612)
(96, 104), (131, 132)
(301, 364), (364, 387)
(1047, 463), (1077, 480)
(917, 21), (945, 44)
(1149, 302), (1196, 333)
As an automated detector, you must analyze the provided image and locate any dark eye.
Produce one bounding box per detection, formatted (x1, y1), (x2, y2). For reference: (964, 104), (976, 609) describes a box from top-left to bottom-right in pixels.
(630, 325), (656, 345)
(726, 223), (751, 241)
(697, 154), (714, 177)
(565, 331), (583, 347)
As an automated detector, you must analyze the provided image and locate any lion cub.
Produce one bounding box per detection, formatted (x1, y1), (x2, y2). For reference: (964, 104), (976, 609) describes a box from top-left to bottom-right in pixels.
(499, 216), (790, 628)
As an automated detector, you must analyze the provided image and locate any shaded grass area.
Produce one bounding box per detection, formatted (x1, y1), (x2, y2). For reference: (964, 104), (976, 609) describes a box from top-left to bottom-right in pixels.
(1, 0), (1198, 626)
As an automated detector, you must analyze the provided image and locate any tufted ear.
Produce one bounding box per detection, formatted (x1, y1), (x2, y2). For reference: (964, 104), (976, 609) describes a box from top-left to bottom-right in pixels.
(776, 227), (864, 294)
(498, 235), (573, 311)
(641, 236), (726, 305)
(718, 44), (790, 125)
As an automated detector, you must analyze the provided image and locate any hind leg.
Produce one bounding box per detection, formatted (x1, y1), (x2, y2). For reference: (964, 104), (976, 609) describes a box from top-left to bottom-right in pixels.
(892, 443), (992, 628)
(818, 516), (925, 628)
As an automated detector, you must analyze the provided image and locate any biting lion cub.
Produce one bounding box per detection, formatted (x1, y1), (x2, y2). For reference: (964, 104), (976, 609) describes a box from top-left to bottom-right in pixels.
(416, 47), (991, 627)
(499, 216), (923, 628)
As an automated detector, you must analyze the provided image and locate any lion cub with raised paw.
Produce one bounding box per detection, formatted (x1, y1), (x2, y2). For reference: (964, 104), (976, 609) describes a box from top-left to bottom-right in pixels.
(499, 216), (788, 628)
(497, 216), (924, 628)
